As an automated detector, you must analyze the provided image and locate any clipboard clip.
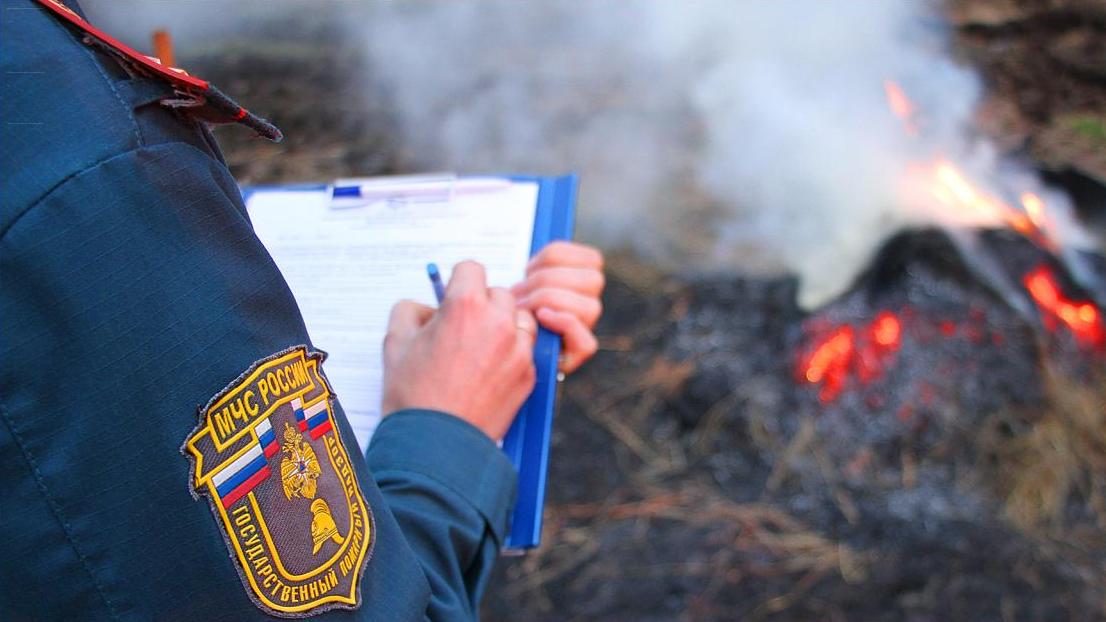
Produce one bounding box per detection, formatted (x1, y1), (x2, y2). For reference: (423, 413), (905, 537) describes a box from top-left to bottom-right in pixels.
(329, 173), (511, 209)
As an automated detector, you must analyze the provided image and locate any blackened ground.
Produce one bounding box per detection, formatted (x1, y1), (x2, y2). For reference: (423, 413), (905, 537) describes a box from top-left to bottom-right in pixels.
(481, 235), (1105, 621)
(183, 15), (405, 184)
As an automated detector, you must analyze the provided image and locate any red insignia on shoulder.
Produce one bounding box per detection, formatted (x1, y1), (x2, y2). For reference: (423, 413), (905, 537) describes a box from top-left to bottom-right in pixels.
(183, 346), (374, 617)
(36, 0), (282, 142)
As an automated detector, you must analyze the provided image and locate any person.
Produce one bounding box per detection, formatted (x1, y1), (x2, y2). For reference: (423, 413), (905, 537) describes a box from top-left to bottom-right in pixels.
(0, 1), (604, 620)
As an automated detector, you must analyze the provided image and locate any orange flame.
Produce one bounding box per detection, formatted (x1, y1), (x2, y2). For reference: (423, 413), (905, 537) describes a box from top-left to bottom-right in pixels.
(1023, 266), (1104, 348)
(883, 80), (918, 136)
(884, 79), (1056, 247)
(932, 160), (1011, 223)
(910, 159), (1051, 247)
(1020, 192), (1049, 232)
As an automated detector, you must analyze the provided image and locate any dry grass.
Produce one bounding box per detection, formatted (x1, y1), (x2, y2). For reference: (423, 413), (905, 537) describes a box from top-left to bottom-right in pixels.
(506, 485), (868, 619)
(987, 362), (1106, 532)
(508, 339), (868, 618)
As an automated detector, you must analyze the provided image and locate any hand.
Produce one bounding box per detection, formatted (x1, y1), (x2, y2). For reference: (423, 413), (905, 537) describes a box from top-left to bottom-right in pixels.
(510, 241), (605, 374)
(381, 261), (538, 441)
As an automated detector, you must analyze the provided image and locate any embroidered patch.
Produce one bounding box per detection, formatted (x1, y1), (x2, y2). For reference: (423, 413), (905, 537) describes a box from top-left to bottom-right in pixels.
(183, 346), (374, 617)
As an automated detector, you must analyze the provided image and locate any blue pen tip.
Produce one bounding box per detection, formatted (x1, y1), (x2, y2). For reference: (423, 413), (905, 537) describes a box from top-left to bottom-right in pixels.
(427, 263), (439, 276)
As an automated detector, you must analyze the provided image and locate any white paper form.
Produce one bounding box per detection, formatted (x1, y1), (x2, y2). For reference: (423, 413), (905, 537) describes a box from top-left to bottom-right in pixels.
(246, 181), (540, 450)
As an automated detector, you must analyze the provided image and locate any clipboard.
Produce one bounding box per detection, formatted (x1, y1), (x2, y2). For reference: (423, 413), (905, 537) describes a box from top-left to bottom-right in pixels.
(241, 174), (578, 551)
(501, 174), (578, 551)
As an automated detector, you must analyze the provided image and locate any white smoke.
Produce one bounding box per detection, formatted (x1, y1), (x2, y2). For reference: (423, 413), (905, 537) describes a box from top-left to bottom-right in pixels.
(358, 2), (705, 260)
(83, 0), (1092, 308)
(358, 0), (1089, 307)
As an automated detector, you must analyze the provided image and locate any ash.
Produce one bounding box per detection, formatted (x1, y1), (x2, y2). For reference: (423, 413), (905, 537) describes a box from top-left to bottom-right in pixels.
(484, 230), (1106, 621)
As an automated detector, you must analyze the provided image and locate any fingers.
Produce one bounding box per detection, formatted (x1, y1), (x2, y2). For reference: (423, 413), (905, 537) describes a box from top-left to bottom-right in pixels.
(511, 266), (605, 299)
(516, 287), (602, 328)
(527, 241), (604, 274)
(535, 307), (598, 374)
(445, 260), (488, 304)
(515, 308), (538, 345)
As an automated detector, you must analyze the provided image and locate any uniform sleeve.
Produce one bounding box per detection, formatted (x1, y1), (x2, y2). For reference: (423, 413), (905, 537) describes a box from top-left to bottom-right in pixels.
(365, 409), (518, 621)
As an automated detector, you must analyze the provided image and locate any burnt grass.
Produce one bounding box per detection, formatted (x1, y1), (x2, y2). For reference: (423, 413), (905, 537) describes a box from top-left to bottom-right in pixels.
(478, 234), (1105, 621)
(161, 3), (1106, 620)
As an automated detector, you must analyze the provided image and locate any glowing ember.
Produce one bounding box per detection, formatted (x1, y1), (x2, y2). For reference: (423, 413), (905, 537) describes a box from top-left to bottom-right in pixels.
(803, 326), (854, 383)
(801, 325), (855, 402)
(800, 312), (904, 403)
(883, 80), (918, 135)
(871, 311), (901, 348)
(1023, 266), (1105, 348)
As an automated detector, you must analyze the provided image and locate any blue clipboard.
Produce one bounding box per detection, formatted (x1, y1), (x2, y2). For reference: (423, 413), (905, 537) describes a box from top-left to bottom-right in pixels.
(241, 174), (578, 552)
(502, 174), (578, 551)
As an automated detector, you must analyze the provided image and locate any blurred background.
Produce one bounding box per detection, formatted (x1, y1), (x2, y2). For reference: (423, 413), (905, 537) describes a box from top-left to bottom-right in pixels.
(85, 1), (1106, 620)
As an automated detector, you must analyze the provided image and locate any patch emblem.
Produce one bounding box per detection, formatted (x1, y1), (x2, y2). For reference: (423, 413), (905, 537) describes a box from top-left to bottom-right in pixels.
(183, 346), (374, 617)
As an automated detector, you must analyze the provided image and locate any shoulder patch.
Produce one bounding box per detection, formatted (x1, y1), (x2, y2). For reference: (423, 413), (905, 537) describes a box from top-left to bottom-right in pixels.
(182, 346), (374, 617)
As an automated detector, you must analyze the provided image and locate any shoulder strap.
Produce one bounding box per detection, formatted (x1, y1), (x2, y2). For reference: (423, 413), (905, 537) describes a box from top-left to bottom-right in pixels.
(36, 0), (282, 142)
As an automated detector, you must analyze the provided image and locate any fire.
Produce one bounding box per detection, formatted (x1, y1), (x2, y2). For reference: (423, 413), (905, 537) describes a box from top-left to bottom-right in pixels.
(871, 311), (901, 348)
(1023, 266), (1104, 348)
(1020, 192), (1050, 233)
(932, 161), (1032, 234)
(932, 162), (1000, 216)
(802, 325), (854, 403)
(799, 312), (903, 403)
(883, 80), (918, 135)
(799, 81), (1101, 404)
(885, 80), (1055, 248)
(799, 271), (1103, 406)
(904, 158), (1052, 248)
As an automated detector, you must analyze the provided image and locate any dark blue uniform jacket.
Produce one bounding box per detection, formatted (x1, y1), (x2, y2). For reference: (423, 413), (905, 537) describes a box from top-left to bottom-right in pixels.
(0, 1), (516, 620)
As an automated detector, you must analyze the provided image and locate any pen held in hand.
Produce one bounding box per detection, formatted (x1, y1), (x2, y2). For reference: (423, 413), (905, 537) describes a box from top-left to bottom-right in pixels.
(427, 263), (446, 304)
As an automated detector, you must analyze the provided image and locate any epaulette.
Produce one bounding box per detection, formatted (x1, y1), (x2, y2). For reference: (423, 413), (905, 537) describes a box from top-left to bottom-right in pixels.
(36, 0), (282, 142)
